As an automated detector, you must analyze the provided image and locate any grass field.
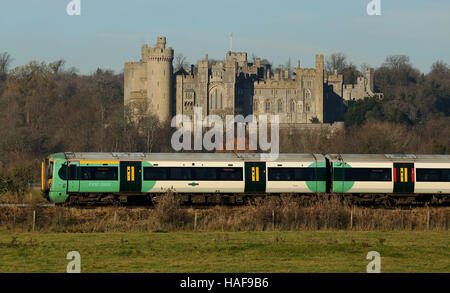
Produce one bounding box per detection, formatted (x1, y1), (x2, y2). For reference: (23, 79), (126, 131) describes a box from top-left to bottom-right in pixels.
(0, 231), (448, 273)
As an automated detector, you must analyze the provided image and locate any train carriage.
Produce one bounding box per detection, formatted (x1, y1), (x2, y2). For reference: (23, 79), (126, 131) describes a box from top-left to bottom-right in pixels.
(41, 152), (327, 203)
(41, 152), (450, 205)
(414, 155), (450, 194)
(326, 154), (450, 195)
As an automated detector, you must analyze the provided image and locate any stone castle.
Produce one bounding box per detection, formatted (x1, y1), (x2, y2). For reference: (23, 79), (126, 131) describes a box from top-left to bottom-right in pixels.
(124, 36), (380, 126)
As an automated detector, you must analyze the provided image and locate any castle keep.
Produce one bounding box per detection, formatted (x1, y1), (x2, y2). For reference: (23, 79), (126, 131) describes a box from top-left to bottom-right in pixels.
(124, 37), (379, 126)
(124, 36), (174, 122)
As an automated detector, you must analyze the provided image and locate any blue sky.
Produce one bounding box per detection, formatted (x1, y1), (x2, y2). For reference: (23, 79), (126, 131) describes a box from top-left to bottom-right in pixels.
(1, 0), (449, 74)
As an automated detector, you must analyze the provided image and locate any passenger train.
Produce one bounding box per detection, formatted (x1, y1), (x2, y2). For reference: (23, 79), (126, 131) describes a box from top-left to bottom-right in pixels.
(41, 152), (450, 205)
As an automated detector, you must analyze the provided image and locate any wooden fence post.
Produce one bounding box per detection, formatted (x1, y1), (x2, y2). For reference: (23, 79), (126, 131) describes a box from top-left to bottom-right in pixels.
(32, 210), (36, 232)
(350, 208), (353, 229)
(272, 210), (275, 231)
(294, 211), (298, 229)
(194, 211), (198, 231)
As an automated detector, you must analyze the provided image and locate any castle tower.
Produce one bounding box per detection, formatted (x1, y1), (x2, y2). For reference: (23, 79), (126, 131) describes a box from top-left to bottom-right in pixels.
(198, 54), (209, 116)
(365, 67), (375, 94)
(314, 54), (324, 122)
(145, 36), (174, 122)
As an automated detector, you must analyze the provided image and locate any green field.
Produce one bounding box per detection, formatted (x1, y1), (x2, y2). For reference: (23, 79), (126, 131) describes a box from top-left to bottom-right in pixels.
(0, 231), (448, 273)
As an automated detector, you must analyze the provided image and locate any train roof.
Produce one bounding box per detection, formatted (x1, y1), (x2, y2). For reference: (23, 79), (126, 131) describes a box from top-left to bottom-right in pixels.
(326, 154), (450, 163)
(50, 153), (450, 163)
(55, 152), (326, 162)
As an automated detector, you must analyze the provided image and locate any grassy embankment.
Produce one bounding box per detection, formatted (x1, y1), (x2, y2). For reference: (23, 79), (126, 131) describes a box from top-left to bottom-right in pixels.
(0, 231), (448, 273)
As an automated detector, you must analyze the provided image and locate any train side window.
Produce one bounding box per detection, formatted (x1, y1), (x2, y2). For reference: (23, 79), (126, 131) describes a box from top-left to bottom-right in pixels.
(294, 168), (315, 181)
(182, 168), (192, 180)
(315, 168), (327, 181)
(165, 167), (193, 180)
(58, 166), (68, 180)
(58, 164), (77, 180)
(143, 167), (243, 181)
(217, 168), (243, 181)
(69, 165), (77, 180)
(144, 167), (168, 180)
(271, 168), (290, 181)
(268, 168), (292, 181)
(343, 168), (391, 181)
(194, 168), (217, 180)
(417, 169), (450, 182)
(269, 168), (317, 181)
(268, 168), (288, 181)
(79, 167), (118, 180)
(369, 169), (391, 181)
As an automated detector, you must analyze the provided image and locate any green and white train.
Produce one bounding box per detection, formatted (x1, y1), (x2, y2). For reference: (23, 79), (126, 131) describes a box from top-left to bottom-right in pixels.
(41, 152), (450, 205)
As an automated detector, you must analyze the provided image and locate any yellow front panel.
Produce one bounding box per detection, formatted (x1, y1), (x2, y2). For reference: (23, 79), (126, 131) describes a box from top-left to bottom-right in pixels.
(131, 166), (135, 181)
(127, 166), (131, 181)
(256, 167), (259, 181)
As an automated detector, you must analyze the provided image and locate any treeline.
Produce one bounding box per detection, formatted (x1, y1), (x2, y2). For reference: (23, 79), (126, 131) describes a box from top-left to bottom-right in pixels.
(343, 55), (450, 126)
(280, 119), (449, 154)
(0, 53), (449, 192)
(0, 57), (173, 193)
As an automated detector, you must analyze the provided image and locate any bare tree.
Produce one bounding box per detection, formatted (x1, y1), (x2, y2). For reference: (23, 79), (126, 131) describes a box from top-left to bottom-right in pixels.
(49, 59), (66, 74)
(0, 52), (13, 79)
(139, 114), (160, 153)
(382, 55), (410, 70)
(285, 57), (292, 76)
(260, 58), (272, 67)
(325, 53), (347, 74)
(360, 62), (370, 74)
(430, 60), (449, 76)
(174, 53), (189, 71)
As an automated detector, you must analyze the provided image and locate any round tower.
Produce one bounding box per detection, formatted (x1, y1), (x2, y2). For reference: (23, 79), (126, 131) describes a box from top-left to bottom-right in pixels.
(146, 36), (174, 122)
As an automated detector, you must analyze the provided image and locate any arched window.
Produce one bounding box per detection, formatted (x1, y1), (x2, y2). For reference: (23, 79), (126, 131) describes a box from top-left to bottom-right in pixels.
(265, 100), (271, 113)
(220, 93), (223, 109)
(254, 101), (258, 112)
(277, 100), (283, 113)
(305, 89), (311, 99)
(290, 101), (295, 113)
(306, 103), (310, 112)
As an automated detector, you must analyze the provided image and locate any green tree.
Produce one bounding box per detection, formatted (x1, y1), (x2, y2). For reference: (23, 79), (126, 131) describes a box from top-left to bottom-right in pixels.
(344, 97), (384, 126)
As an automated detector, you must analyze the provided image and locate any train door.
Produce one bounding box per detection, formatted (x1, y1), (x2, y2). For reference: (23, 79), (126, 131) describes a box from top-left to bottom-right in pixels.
(67, 161), (79, 193)
(244, 162), (266, 193)
(393, 163), (414, 193)
(120, 161), (142, 193)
